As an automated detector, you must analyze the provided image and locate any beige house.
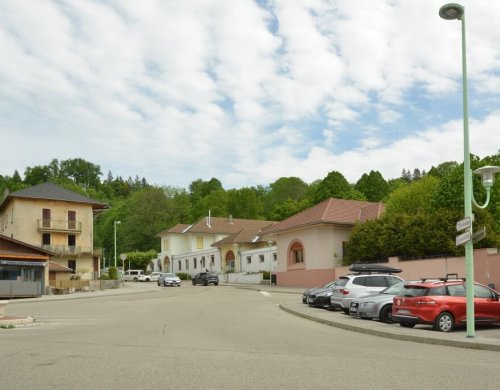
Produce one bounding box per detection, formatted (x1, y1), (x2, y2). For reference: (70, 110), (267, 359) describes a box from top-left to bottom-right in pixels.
(157, 215), (276, 276)
(0, 182), (108, 285)
(262, 198), (385, 287)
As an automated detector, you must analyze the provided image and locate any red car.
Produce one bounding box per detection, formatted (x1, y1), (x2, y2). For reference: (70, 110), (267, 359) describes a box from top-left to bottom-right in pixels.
(392, 279), (500, 332)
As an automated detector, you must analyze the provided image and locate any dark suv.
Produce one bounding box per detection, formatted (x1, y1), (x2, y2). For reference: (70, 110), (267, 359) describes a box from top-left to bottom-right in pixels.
(192, 272), (219, 286)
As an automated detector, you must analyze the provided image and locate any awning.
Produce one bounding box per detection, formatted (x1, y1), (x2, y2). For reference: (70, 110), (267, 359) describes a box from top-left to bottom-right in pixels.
(0, 260), (47, 267)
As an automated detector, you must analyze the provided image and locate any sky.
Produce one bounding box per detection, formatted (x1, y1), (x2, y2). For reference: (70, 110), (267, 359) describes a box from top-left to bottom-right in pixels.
(1, 0), (500, 190)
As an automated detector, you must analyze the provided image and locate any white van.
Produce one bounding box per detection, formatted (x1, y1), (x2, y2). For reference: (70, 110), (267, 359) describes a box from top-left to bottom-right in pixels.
(123, 270), (145, 282)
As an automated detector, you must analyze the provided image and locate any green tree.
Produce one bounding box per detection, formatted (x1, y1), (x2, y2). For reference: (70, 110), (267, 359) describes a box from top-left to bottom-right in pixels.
(227, 187), (264, 219)
(312, 171), (364, 203)
(355, 170), (389, 202)
(59, 158), (102, 188)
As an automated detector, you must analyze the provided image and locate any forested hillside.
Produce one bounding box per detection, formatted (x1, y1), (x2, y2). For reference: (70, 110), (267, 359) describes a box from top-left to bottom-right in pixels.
(1, 153), (499, 264)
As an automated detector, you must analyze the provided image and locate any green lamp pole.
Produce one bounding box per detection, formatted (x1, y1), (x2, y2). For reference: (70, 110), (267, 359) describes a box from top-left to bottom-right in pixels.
(439, 3), (475, 337)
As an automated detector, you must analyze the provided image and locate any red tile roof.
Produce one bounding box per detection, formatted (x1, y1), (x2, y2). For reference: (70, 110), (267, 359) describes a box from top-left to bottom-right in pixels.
(264, 198), (385, 234)
(157, 217), (276, 236)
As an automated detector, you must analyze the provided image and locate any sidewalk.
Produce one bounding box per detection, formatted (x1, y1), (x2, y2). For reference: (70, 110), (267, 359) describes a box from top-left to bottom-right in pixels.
(2, 283), (500, 351)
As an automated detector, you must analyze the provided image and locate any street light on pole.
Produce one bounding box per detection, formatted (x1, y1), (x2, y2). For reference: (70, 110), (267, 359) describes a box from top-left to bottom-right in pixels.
(440, 4), (500, 338)
(114, 220), (121, 268)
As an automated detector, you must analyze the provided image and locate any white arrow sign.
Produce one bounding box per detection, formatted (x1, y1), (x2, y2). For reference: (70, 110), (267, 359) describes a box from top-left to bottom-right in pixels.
(456, 230), (471, 246)
(456, 217), (471, 232)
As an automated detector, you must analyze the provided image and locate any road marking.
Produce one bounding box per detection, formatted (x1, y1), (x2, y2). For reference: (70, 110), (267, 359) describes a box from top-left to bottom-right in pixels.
(259, 291), (271, 297)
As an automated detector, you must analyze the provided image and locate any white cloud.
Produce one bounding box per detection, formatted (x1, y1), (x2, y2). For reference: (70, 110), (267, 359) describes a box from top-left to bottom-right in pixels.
(1, 0), (500, 190)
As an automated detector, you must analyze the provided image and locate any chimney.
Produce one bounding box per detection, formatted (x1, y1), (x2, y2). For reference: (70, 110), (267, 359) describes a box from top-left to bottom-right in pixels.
(206, 210), (211, 228)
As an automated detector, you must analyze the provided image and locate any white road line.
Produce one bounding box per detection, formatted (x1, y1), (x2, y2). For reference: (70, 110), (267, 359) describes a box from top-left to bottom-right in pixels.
(259, 291), (271, 297)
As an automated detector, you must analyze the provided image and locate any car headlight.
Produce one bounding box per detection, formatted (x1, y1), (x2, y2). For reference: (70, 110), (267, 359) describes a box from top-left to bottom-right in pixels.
(319, 291), (332, 297)
(360, 302), (375, 308)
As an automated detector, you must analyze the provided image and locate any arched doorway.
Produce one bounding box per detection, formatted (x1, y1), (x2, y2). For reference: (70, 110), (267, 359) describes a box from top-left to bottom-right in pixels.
(225, 251), (235, 272)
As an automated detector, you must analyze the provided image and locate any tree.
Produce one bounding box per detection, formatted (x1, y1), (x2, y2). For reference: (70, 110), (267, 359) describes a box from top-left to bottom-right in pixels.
(227, 187), (264, 220)
(24, 165), (52, 186)
(355, 170), (389, 202)
(312, 171), (363, 203)
(59, 158), (102, 188)
(385, 175), (440, 217)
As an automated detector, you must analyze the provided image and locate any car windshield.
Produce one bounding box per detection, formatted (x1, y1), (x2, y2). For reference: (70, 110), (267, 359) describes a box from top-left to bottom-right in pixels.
(164, 273), (177, 277)
(402, 286), (433, 297)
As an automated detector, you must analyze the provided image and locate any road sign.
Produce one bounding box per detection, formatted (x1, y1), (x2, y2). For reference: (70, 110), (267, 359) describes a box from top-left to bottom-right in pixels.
(472, 227), (486, 244)
(456, 216), (471, 232)
(456, 230), (471, 246)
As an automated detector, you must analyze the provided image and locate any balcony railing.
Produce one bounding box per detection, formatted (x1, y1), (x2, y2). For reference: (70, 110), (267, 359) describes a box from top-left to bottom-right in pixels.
(38, 219), (82, 233)
(41, 245), (93, 256)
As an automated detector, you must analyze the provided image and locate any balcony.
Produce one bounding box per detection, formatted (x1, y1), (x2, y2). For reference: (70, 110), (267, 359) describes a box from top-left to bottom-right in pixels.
(41, 245), (93, 256)
(38, 219), (82, 233)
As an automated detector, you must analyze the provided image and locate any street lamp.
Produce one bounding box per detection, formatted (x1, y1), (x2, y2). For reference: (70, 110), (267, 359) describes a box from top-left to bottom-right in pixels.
(439, 4), (500, 338)
(114, 220), (121, 268)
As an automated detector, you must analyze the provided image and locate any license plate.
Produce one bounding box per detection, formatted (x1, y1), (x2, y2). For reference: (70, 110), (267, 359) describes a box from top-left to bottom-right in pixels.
(397, 309), (410, 315)
(307, 298), (314, 303)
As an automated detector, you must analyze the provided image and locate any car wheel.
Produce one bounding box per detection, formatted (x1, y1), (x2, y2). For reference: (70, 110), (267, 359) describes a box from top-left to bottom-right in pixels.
(342, 308), (349, 314)
(192, 280), (196, 285)
(214, 282), (218, 286)
(434, 312), (454, 332)
(399, 322), (416, 328)
(203, 281), (208, 286)
(133, 277), (138, 282)
(157, 282), (160, 286)
(379, 305), (394, 324)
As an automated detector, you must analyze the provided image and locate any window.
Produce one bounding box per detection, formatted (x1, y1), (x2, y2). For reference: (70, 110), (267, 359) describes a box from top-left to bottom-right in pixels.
(210, 255), (215, 266)
(273, 253), (277, 262)
(474, 284), (494, 298)
(259, 254), (264, 263)
(196, 237), (203, 249)
(42, 208), (51, 228)
(201, 256), (206, 268)
(68, 260), (76, 273)
(178, 260), (182, 271)
(246, 256), (252, 265)
(448, 284), (466, 297)
(193, 258), (197, 269)
(290, 242), (304, 264)
(42, 233), (51, 245)
(185, 259), (189, 270)
(68, 235), (76, 246)
(163, 239), (170, 250)
(68, 210), (76, 229)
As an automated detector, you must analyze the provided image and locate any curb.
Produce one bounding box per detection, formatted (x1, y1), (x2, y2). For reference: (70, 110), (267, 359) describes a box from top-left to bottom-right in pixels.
(278, 303), (500, 352)
(0, 316), (34, 327)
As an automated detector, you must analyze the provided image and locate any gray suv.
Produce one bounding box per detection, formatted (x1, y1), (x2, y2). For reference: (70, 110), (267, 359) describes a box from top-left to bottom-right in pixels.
(330, 273), (403, 313)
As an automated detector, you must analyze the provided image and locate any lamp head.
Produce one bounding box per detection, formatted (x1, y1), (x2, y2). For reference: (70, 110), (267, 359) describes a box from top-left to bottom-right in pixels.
(473, 165), (500, 189)
(439, 3), (464, 20)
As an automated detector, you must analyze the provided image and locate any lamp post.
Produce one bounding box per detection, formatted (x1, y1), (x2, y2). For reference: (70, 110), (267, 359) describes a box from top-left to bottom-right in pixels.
(114, 220), (121, 268)
(440, 4), (500, 338)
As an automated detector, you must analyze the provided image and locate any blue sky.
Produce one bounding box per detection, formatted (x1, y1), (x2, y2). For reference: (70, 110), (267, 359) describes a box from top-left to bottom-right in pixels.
(1, 0), (499, 189)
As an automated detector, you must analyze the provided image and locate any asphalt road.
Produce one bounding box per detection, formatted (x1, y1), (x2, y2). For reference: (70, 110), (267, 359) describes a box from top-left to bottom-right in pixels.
(2, 284), (500, 389)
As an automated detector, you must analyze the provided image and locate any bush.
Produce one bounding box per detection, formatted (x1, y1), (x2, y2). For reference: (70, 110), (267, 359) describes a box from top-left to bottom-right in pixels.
(108, 267), (119, 280)
(98, 273), (110, 280)
(176, 272), (191, 280)
(262, 271), (270, 280)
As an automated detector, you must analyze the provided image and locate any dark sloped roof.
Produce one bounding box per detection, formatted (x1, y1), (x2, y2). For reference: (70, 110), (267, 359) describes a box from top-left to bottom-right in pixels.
(264, 198), (385, 234)
(1, 182), (108, 211)
(0, 234), (54, 256)
(49, 261), (72, 272)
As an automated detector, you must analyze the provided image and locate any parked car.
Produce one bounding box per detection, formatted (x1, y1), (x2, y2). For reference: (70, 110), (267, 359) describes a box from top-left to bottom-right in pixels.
(349, 281), (415, 323)
(302, 280), (336, 309)
(330, 264), (403, 313)
(123, 270), (146, 282)
(140, 272), (162, 282)
(158, 273), (181, 287)
(392, 278), (500, 332)
(192, 272), (219, 286)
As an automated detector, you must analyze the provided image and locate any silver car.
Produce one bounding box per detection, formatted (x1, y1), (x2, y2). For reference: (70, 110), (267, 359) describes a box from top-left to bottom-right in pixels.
(330, 273), (403, 313)
(158, 273), (181, 287)
(349, 281), (412, 323)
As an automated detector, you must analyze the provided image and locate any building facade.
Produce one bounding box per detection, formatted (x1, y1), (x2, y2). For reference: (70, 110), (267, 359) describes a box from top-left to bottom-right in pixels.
(0, 183), (108, 284)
